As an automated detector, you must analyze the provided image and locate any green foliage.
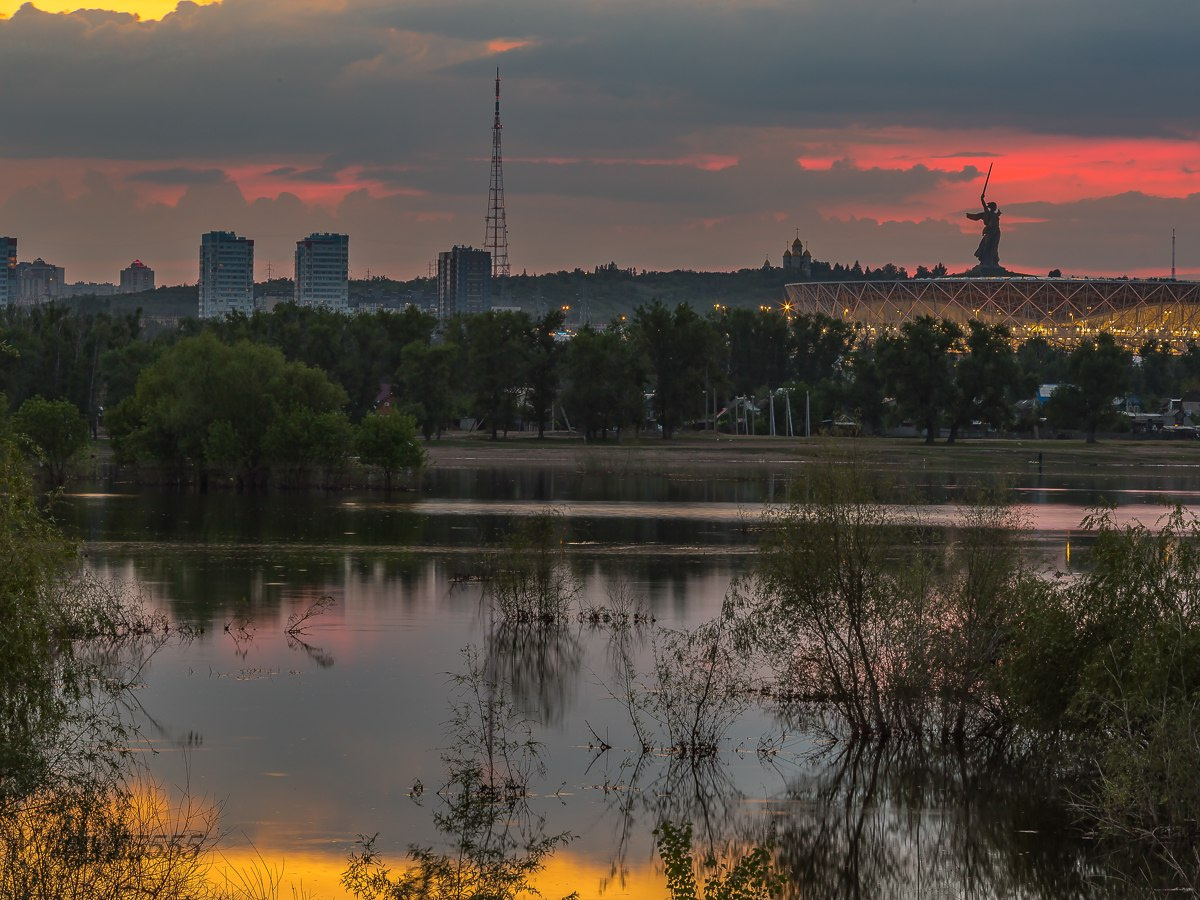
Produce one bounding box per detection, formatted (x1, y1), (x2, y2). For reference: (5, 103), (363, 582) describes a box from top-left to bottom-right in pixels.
(203, 302), (437, 421)
(655, 822), (784, 900)
(526, 309), (566, 439)
(0, 304), (144, 433)
(0, 441), (78, 793)
(461, 310), (532, 440)
(876, 316), (962, 444)
(398, 340), (463, 440)
(265, 406), (355, 487)
(1045, 332), (1133, 442)
(13, 395), (89, 485)
(745, 459), (1028, 741)
(108, 332), (348, 484)
(354, 412), (425, 490)
(633, 301), (722, 438)
(720, 307), (790, 396)
(560, 324), (644, 441)
(948, 321), (1027, 441)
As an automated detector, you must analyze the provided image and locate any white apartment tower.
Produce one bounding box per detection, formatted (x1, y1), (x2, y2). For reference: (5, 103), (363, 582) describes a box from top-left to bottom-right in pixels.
(294, 233), (349, 312)
(199, 231), (254, 319)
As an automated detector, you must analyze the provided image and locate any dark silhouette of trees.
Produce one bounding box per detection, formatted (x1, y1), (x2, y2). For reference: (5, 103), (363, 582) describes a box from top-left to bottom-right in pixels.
(1046, 333), (1133, 443)
(12, 396), (89, 486)
(947, 321), (1026, 443)
(525, 309), (566, 440)
(462, 311), (530, 440)
(877, 317), (962, 444)
(560, 324), (644, 441)
(632, 301), (722, 439)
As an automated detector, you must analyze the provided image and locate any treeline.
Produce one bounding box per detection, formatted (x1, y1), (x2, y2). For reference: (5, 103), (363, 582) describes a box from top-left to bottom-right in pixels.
(6, 301), (1200, 483)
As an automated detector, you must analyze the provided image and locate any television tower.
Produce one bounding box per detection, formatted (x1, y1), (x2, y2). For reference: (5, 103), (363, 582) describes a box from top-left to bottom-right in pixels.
(485, 68), (510, 279)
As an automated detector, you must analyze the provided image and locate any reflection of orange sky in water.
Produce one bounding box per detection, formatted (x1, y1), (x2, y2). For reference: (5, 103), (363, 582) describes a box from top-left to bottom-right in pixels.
(0, 1), (218, 17)
(798, 127), (1200, 224)
(212, 845), (667, 900)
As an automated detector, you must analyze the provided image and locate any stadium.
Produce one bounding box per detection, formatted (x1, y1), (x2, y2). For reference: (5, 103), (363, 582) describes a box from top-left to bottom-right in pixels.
(784, 277), (1200, 349)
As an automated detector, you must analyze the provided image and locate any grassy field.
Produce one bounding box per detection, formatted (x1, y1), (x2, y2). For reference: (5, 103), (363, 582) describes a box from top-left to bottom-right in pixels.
(423, 430), (1200, 477)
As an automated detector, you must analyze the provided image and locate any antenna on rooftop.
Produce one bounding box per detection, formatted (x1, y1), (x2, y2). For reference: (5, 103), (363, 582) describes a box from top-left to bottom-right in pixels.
(1172, 228), (1177, 281)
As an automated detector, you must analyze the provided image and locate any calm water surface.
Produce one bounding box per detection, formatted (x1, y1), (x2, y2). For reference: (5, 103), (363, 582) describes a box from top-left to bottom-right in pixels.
(57, 459), (1200, 898)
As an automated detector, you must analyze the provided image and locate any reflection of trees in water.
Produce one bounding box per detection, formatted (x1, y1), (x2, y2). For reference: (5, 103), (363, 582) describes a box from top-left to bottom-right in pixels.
(771, 738), (1108, 900)
(343, 646), (572, 899)
(484, 623), (582, 726)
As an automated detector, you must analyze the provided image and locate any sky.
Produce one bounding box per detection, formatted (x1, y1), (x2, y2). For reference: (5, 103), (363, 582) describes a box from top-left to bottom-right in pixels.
(1, 0), (1199, 285)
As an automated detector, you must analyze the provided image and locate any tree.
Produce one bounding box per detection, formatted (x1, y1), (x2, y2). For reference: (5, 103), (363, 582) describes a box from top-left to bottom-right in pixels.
(264, 406), (354, 487)
(839, 343), (887, 435)
(1051, 332), (1133, 443)
(790, 313), (855, 388)
(561, 324), (644, 441)
(107, 332), (348, 486)
(947, 321), (1026, 443)
(398, 341), (463, 440)
(633, 301), (720, 438)
(462, 312), (530, 440)
(524, 309), (566, 439)
(13, 396), (89, 486)
(722, 307), (790, 396)
(877, 317), (962, 444)
(354, 412), (425, 491)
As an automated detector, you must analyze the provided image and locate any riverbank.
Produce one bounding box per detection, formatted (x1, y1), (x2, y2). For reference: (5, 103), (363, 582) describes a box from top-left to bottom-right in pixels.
(421, 431), (1200, 476)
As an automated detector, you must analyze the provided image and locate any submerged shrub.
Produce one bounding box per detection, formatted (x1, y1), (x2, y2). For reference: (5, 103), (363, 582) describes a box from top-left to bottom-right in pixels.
(486, 513), (580, 624)
(742, 461), (1029, 743)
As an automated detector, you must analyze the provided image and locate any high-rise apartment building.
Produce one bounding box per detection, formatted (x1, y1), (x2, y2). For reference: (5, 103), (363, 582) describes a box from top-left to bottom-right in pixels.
(120, 259), (155, 294)
(0, 237), (15, 308)
(199, 231), (254, 319)
(15, 258), (65, 304)
(437, 246), (491, 321)
(294, 233), (349, 312)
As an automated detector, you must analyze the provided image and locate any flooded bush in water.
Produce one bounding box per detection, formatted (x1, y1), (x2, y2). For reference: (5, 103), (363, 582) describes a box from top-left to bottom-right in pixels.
(486, 513), (581, 624)
(1002, 506), (1200, 873)
(342, 647), (575, 900)
(0, 441), (230, 895)
(655, 821), (784, 900)
(742, 457), (1200, 886)
(741, 462), (1029, 744)
(650, 603), (752, 759)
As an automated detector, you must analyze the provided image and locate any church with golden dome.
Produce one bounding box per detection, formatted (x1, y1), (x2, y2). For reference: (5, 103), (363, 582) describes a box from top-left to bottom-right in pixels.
(781, 235), (812, 278)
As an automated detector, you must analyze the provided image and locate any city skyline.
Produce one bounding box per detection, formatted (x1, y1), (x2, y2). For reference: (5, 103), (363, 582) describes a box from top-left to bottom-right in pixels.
(1, 0), (1198, 285)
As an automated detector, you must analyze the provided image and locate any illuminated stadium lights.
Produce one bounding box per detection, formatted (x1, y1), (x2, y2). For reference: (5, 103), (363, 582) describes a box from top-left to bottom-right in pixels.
(784, 277), (1200, 349)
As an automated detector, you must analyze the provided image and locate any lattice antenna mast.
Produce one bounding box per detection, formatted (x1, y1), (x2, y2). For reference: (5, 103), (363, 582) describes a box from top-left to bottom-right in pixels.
(485, 68), (510, 279)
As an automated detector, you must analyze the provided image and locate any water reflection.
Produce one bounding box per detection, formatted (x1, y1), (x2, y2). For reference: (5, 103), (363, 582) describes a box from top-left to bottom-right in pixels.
(484, 623), (583, 727)
(51, 476), (1200, 900)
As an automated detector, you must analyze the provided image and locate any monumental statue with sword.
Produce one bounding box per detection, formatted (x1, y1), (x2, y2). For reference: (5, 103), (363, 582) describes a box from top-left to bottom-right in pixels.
(965, 163), (1003, 271)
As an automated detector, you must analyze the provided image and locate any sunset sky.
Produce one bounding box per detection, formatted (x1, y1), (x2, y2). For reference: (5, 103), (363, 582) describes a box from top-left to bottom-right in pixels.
(2, 0), (1198, 285)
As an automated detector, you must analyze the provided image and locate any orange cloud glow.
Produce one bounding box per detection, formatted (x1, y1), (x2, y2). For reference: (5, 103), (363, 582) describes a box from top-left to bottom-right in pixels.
(487, 38), (533, 54)
(0, 0), (219, 18)
(510, 154), (740, 172)
(797, 127), (1200, 224)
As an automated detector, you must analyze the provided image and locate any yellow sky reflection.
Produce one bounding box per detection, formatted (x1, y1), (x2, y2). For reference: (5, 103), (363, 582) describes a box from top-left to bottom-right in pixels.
(211, 846), (667, 900)
(0, 1), (217, 18)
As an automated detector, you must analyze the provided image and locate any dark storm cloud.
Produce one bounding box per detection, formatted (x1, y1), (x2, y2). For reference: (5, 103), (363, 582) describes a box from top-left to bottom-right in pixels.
(0, 0), (1197, 166)
(127, 166), (228, 184)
